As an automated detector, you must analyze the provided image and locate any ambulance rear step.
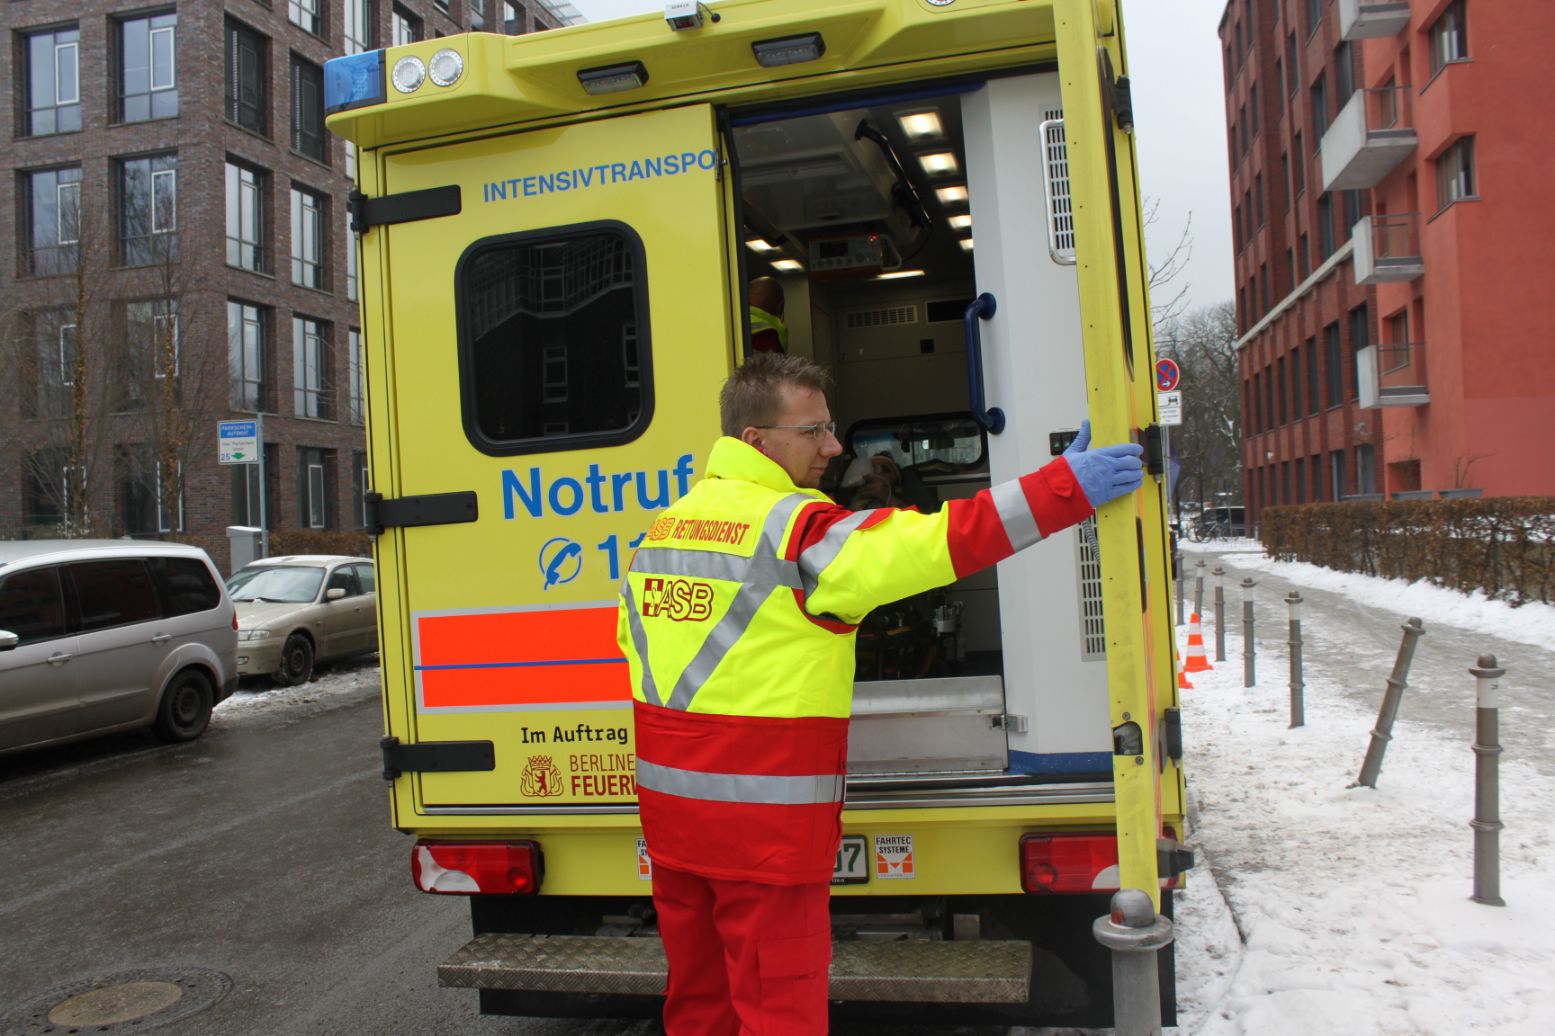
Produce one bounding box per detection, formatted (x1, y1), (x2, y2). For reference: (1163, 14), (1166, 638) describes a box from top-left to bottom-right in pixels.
(439, 933), (1032, 1003)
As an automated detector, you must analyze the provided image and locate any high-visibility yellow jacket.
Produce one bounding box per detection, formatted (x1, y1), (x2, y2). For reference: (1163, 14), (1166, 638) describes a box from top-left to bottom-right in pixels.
(617, 436), (1093, 884)
(748, 306), (787, 353)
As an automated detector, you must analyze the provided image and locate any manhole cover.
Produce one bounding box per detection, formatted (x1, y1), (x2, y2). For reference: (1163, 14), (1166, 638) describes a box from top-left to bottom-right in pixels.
(1, 968), (231, 1035)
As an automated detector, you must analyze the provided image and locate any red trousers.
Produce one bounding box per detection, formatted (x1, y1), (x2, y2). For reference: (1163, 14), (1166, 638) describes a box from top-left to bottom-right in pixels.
(652, 862), (832, 1035)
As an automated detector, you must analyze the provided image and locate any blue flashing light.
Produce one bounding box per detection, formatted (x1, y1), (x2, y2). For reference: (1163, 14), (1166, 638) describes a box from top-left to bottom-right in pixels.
(325, 50), (386, 115)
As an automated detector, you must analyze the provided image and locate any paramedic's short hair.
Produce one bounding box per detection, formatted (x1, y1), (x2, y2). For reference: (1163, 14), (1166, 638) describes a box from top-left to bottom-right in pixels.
(720, 353), (830, 437)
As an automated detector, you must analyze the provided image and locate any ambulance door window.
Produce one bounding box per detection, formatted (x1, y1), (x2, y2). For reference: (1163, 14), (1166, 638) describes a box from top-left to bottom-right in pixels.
(455, 223), (650, 457)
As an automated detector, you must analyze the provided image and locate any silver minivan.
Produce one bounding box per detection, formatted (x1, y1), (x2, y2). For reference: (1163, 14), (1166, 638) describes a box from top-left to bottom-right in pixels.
(0, 540), (238, 755)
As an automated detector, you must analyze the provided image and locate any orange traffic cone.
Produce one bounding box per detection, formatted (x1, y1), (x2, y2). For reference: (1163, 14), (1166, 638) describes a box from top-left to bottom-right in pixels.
(1183, 612), (1213, 673)
(1177, 662), (1194, 689)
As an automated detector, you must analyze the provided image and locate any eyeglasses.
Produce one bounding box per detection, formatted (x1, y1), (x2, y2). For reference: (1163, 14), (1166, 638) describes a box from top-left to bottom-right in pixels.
(756, 420), (837, 440)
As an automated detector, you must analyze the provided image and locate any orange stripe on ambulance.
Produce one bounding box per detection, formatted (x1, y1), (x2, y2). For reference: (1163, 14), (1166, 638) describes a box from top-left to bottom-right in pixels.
(502, 454), (696, 519)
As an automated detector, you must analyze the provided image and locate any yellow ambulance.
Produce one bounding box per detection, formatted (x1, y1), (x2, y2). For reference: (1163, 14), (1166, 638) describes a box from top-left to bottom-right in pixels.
(327, 0), (1188, 1025)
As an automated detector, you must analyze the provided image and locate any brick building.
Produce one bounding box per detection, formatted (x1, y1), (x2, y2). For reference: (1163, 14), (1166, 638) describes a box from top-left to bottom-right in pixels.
(2, 0), (569, 569)
(1222, 0), (1555, 527)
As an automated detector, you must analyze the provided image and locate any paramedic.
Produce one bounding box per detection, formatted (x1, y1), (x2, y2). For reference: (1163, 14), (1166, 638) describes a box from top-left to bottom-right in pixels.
(617, 353), (1143, 1034)
(748, 277), (788, 354)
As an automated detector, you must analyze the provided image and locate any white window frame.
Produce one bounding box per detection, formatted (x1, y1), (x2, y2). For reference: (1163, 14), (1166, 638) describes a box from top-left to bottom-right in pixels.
(346, 225), (359, 300)
(149, 25), (176, 91)
(348, 329), (365, 424)
(294, 317), (330, 419)
(307, 462), (327, 528)
(155, 459), (184, 533)
(226, 162), (264, 271)
(151, 168), (177, 233)
(290, 0), (323, 35)
(229, 301), (267, 411)
(1437, 136), (1476, 209)
(344, 0), (373, 53)
(56, 181), (80, 245)
(291, 188), (324, 288)
(55, 41), (80, 104)
(1430, 1), (1467, 75)
(59, 323), (78, 386)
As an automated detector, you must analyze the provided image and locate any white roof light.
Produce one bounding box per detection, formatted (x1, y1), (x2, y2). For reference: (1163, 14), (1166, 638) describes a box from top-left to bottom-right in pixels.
(897, 111), (943, 140)
(745, 238), (780, 254)
(935, 184), (968, 205)
(959, 238), (974, 252)
(771, 258), (804, 272)
(391, 56), (426, 94)
(876, 269), (925, 280)
(947, 214), (972, 231)
(917, 152), (959, 176)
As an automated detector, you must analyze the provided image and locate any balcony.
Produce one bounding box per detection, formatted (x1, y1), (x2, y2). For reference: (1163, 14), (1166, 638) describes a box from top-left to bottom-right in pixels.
(1339, 0), (1412, 40)
(1320, 87), (1416, 191)
(1353, 213), (1424, 284)
(1358, 341), (1429, 408)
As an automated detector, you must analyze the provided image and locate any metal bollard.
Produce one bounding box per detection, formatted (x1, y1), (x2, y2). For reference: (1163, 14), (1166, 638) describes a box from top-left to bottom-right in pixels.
(1353, 617), (1426, 789)
(1240, 578), (1256, 688)
(1092, 888), (1173, 1036)
(1470, 654), (1506, 906)
(1212, 566), (1227, 662)
(1193, 559), (1206, 620)
(1286, 592), (1304, 728)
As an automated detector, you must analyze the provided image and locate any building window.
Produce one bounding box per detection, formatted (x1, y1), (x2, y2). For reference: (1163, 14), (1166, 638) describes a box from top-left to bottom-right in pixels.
(352, 451), (370, 527)
(1430, 0), (1468, 76)
(470, 0), (487, 30)
(346, 225), (359, 301)
(226, 161), (268, 272)
(1330, 450), (1346, 501)
(1305, 337), (1320, 416)
(503, 2), (525, 35)
(1260, 261), (1270, 314)
(119, 447), (182, 534)
(1310, 74), (1328, 142)
(1292, 134), (1305, 194)
(1286, 246), (1296, 292)
(289, 0), (324, 36)
(1290, 347), (1303, 418)
(23, 27), (81, 136)
(1335, 41), (1355, 105)
(1317, 193), (1334, 259)
(1343, 190), (1363, 242)
(293, 317), (334, 420)
(1324, 322), (1342, 406)
(1348, 303), (1370, 401)
(1305, 0), (1320, 37)
(348, 329), (366, 425)
(22, 310), (77, 420)
(1285, 33), (1298, 97)
(1437, 136), (1476, 209)
(226, 20), (268, 135)
(117, 12), (178, 123)
(1276, 357), (1287, 425)
(1275, 58), (1285, 114)
(229, 301), (270, 411)
(24, 166), (82, 276)
(1298, 232), (1310, 277)
(291, 186), (327, 289)
(1250, 84), (1259, 139)
(231, 446), (275, 530)
(115, 299), (179, 413)
(118, 154), (179, 266)
(298, 447), (334, 528)
(291, 56), (325, 161)
(1254, 173), (1265, 227)
(345, 0), (377, 53)
(392, 4), (422, 45)
(1355, 444), (1376, 496)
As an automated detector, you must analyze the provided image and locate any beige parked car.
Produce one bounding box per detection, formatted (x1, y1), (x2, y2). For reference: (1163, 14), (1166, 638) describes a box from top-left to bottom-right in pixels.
(0, 540), (237, 755)
(226, 556), (377, 685)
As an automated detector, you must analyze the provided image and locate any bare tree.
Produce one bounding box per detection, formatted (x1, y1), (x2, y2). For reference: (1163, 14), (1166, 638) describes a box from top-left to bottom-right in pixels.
(1154, 302), (1242, 516)
(1144, 197), (1194, 329)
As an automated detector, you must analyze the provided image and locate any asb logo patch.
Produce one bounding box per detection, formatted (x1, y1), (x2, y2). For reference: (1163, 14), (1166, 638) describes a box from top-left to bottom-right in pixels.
(519, 755), (565, 797)
(640, 577), (714, 622)
(874, 834), (915, 879)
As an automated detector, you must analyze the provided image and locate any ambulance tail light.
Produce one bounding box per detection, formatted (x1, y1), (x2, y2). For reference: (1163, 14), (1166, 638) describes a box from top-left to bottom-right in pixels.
(411, 840), (544, 895)
(1019, 833), (1121, 894)
(578, 61), (649, 95)
(752, 33), (826, 68)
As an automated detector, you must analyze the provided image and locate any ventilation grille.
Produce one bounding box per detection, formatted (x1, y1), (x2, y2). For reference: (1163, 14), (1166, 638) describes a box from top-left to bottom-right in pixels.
(845, 305), (918, 329)
(1077, 517), (1106, 660)
(1040, 110), (1077, 265)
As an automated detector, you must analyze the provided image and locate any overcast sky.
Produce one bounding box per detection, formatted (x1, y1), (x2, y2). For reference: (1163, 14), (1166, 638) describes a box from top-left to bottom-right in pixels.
(566, 0), (1235, 316)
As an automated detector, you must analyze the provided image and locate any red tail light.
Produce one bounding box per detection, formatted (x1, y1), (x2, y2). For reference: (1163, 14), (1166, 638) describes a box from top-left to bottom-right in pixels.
(411, 840), (544, 895)
(1019, 833), (1121, 894)
(232, 610), (240, 631)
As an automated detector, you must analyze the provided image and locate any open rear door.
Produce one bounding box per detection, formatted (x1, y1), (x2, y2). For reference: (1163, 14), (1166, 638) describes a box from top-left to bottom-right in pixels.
(372, 104), (731, 811)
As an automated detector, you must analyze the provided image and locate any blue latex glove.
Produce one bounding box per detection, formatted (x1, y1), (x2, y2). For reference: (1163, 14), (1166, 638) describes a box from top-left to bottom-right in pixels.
(1063, 420), (1145, 508)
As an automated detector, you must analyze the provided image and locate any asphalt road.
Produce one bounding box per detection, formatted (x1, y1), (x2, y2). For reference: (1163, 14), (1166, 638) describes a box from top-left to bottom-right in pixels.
(0, 665), (1015, 1036)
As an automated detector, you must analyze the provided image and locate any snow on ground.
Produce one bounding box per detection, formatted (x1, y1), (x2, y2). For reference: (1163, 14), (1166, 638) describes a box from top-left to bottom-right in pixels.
(1154, 544), (1555, 1035)
(212, 657), (382, 724)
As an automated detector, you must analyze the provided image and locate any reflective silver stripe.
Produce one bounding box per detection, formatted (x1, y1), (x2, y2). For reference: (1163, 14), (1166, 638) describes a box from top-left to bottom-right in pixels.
(630, 545), (801, 589)
(797, 508), (875, 596)
(664, 493), (811, 711)
(637, 758), (845, 805)
(991, 478), (1043, 552)
(618, 581), (662, 708)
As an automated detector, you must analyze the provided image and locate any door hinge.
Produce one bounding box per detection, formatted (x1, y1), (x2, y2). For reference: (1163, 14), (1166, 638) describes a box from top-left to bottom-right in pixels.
(1109, 75), (1134, 132)
(992, 713), (1029, 734)
(1162, 707), (1182, 762)
(363, 490), (478, 536)
(1157, 837), (1195, 878)
(348, 184), (462, 234)
(380, 736), (496, 781)
(1142, 423), (1165, 476)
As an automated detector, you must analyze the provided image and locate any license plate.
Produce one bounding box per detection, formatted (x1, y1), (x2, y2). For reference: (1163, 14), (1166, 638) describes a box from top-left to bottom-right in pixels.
(831, 834), (868, 885)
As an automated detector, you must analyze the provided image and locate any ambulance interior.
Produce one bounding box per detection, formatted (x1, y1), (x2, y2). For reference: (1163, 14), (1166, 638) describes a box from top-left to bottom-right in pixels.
(729, 80), (1106, 784)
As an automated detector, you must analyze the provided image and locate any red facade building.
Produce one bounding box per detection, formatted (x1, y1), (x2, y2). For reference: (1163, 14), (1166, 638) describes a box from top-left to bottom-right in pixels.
(1220, 0), (1555, 526)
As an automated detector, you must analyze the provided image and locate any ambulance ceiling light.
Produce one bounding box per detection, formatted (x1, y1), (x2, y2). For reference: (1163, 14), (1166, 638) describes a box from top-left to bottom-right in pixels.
(947, 214), (972, 230)
(876, 269), (925, 280)
(391, 55), (426, 94)
(935, 185), (968, 205)
(752, 33), (826, 68)
(578, 61), (650, 95)
(429, 48), (464, 87)
(959, 238), (974, 252)
(771, 258), (804, 272)
(917, 151), (958, 176)
(746, 238), (781, 253)
(897, 111), (943, 141)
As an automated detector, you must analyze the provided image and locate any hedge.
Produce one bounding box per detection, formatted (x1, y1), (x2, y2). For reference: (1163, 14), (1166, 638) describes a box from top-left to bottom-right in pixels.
(1260, 499), (1555, 605)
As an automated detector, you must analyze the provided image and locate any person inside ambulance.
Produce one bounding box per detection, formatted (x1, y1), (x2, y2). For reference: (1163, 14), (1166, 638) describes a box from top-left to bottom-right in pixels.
(617, 353), (1143, 1035)
(747, 276), (787, 354)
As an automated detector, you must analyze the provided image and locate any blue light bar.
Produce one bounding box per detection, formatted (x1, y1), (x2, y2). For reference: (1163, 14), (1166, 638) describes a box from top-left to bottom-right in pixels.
(325, 50), (386, 115)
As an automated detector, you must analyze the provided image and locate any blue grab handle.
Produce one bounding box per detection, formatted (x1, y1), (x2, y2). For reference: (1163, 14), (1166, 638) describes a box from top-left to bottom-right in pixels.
(963, 292), (1006, 434)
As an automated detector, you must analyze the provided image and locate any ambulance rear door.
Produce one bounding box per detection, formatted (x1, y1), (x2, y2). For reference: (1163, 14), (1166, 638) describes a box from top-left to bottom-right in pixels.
(372, 105), (732, 812)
